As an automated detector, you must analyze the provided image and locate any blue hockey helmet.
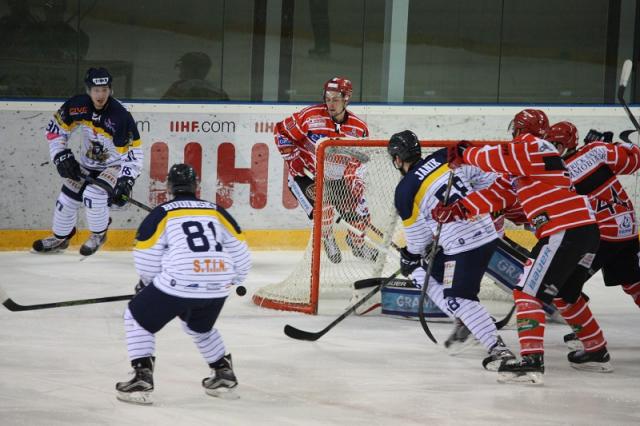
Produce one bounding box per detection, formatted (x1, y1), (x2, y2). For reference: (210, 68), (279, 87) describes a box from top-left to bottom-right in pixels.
(84, 67), (112, 88)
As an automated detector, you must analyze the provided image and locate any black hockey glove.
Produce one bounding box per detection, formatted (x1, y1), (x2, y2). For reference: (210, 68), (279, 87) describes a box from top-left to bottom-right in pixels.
(53, 149), (82, 181)
(399, 247), (423, 277)
(584, 129), (614, 144)
(112, 176), (135, 207)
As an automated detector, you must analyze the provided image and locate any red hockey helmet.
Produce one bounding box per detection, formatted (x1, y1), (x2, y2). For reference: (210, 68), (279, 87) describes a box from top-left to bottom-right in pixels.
(323, 77), (353, 101)
(509, 109), (550, 138)
(546, 121), (578, 154)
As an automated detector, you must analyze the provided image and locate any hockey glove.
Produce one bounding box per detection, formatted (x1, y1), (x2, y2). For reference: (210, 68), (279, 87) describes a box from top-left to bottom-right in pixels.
(53, 149), (82, 181)
(399, 247), (423, 277)
(583, 129), (614, 144)
(447, 140), (471, 169)
(112, 176), (135, 207)
(432, 201), (468, 223)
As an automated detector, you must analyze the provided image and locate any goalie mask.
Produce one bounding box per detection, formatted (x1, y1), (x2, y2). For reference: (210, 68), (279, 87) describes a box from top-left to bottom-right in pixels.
(167, 163), (198, 196)
(323, 77), (353, 102)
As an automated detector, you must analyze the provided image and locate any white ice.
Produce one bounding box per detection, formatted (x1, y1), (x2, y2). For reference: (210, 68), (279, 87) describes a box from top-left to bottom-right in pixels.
(1, 250), (639, 426)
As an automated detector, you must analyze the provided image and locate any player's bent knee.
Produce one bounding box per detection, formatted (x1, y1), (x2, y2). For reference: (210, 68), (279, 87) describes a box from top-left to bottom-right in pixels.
(83, 184), (110, 209)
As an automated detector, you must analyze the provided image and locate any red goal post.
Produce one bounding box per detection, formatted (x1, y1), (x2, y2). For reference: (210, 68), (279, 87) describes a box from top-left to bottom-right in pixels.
(252, 138), (524, 314)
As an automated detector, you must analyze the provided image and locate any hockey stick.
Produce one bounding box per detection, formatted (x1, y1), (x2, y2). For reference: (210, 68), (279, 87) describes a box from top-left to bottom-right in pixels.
(0, 285), (133, 311)
(618, 59), (640, 133)
(83, 175), (152, 212)
(417, 172), (456, 344)
(284, 270), (401, 341)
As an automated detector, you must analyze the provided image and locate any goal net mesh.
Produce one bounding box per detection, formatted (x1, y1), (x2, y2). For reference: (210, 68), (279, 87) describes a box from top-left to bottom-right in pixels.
(252, 139), (531, 314)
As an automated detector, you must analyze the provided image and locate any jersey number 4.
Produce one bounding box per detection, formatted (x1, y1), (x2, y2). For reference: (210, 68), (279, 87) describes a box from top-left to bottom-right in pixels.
(182, 221), (223, 252)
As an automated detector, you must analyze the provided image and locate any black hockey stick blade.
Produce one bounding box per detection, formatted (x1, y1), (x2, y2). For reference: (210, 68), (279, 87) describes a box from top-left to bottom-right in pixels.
(620, 129), (637, 144)
(2, 292), (133, 311)
(284, 270), (401, 341)
(494, 304), (516, 330)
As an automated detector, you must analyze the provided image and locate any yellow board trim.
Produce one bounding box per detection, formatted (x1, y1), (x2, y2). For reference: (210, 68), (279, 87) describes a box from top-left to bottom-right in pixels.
(402, 164), (450, 227)
(0, 229), (535, 251)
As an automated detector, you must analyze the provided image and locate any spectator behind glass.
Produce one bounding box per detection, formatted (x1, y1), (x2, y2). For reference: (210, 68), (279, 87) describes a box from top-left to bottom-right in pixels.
(162, 52), (229, 101)
(40, 0), (89, 61)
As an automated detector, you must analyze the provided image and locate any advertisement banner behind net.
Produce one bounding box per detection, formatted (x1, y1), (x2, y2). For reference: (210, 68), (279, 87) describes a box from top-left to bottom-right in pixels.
(0, 102), (637, 230)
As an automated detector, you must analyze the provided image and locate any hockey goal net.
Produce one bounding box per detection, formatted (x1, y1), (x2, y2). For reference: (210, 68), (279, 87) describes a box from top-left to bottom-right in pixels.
(252, 138), (532, 314)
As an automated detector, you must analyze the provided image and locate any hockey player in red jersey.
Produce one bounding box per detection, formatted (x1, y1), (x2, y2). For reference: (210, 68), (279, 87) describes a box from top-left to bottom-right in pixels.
(545, 122), (640, 331)
(274, 77), (375, 263)
(433, 109), (609, 384)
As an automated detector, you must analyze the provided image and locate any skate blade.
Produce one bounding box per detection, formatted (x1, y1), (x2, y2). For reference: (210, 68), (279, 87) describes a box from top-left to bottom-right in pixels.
(497, 371), (544, 385)
(570, 361), (613, 373)
(204, 387), (239, 400)
(116, 391), (153, 405)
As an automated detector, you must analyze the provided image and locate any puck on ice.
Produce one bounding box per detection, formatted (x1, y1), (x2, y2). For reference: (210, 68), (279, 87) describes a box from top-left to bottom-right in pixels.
(236, 285), (247, 296)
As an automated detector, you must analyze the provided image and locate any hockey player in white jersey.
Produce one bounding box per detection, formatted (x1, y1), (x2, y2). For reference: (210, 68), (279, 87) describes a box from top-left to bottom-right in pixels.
(115, 164), (251, 404)
(33, 67), (144, 256)
(388, 130), (516, 370)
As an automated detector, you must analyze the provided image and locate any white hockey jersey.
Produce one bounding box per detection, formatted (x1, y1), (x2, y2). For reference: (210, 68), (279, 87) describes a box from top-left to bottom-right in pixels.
(133, 196), (251, 298)
(394, 148), (498, 256)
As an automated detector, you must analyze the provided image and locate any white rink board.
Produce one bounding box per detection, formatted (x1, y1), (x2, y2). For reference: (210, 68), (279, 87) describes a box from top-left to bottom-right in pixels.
(1, 101), (639, 230)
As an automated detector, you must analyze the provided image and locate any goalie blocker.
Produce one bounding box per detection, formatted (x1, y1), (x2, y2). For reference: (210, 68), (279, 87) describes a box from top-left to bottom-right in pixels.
(377, 238), (559, 319)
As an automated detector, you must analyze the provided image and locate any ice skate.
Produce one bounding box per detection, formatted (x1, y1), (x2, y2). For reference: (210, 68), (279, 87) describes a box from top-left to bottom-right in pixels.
(482, 336), (516, 371)
(444, 318), (478, 355)
(563, 332), (583, 351)
(322, 235), (342, 264)
(32, 229), (75, 253)
(497, 353), (544, 385)
(346, 234), (379, 262)
(202, 354), (239, 399)
(116, 358), (154, 405)
(79, 231), (107, 256)
(568, 347), (613, 373)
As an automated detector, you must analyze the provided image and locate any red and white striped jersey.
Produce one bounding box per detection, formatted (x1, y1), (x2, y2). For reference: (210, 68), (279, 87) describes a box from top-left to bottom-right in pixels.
(274, 104), (369, 178)
(460, 134), (595, 239)
(564, 141), (640, 241)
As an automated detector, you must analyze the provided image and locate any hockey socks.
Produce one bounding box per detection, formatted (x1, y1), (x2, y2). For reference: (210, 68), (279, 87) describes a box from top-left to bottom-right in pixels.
(553, 295), (606, 352)
(181, 322), (226, 365)
(124, 308), (156, 361)
(513, 289), (546, 355)
(622, 282), (640, 308)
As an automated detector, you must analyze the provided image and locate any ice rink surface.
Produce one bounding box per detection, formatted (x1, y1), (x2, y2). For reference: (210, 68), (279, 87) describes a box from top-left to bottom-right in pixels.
(1, 250), (639, 426)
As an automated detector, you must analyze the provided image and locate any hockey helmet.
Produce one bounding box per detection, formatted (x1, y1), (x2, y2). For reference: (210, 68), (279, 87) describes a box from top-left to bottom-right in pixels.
(323, 77), (353, 101)
(508, 109), (549, 138)
(388, 130), (421, 162)
(167, 163), (198, 196)
(84, 67), (112, 88)
(545, 121), (578, 154)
